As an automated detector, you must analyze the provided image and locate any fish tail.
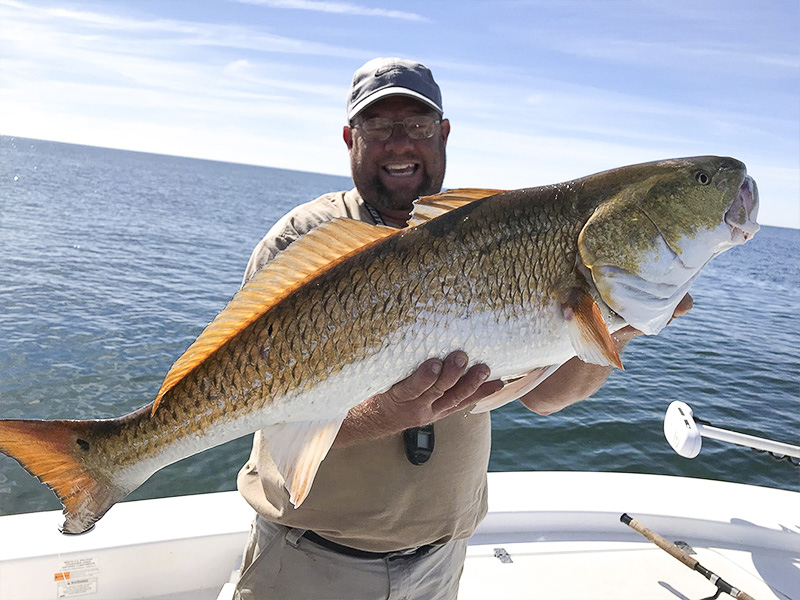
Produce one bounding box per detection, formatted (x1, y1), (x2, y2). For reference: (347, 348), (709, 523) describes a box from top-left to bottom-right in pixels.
(0, 418), (130, 534)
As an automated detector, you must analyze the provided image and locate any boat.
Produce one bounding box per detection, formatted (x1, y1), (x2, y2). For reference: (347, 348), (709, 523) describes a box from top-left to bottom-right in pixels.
(1, 407), (798, 600)
(1, 473), (797, 599)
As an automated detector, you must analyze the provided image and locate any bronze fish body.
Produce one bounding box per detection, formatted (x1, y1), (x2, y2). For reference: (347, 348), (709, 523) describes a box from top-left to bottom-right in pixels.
(0, 156), (759, 533)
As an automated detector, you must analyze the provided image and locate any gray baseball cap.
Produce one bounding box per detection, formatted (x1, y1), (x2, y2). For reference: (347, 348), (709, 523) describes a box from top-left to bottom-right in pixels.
(347, 57), (443, 121)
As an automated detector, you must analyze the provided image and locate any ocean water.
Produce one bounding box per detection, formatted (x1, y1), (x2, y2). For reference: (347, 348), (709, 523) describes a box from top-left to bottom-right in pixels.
(0, 136), (797, 518)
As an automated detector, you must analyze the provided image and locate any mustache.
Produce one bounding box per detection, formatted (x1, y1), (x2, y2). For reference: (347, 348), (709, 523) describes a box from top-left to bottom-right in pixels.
(380, 154), (421, 164)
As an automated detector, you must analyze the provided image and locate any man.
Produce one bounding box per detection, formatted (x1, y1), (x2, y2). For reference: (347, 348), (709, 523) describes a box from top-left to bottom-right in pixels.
(234, 57), (691, 599)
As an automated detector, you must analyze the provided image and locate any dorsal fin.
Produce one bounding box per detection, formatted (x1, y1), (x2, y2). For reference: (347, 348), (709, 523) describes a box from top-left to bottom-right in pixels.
(408, 188), (505, 226)
(151, 218), (398, 415)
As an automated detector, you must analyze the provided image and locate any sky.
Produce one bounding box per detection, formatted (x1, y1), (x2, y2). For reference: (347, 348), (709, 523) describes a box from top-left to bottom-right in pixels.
(1, 0), (798, 228)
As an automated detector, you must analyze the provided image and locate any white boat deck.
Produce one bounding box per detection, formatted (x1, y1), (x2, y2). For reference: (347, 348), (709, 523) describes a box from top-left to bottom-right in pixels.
(1, 472), (797, 600)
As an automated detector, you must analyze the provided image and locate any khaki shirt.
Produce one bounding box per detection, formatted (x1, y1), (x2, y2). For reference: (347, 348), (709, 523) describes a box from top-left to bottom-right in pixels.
(237, 188), (491, 552)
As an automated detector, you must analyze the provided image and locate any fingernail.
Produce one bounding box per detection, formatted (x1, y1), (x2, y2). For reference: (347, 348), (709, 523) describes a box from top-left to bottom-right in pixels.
(477, 369), (489, 381)
(454, 355), (467, 369)
(430, 361), (442, 375)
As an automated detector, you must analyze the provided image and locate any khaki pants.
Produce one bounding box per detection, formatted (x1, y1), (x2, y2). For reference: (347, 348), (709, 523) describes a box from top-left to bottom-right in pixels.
(234, 516), (468, 600)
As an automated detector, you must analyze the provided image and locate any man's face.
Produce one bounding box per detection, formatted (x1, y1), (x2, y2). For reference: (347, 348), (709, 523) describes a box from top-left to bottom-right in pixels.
(344, 96), (450, 217)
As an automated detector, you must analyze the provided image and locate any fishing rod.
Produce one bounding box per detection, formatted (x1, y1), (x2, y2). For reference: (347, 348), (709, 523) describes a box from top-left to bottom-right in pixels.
(620, 513), (756, 600)
(663, 401), (800, 462)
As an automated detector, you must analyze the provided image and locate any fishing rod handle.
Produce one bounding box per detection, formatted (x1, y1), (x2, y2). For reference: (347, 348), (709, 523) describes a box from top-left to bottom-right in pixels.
(620, 514), (698, 570)
(622, 514), (757, 600)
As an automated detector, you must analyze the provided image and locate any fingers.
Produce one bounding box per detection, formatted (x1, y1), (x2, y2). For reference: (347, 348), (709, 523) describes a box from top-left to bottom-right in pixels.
(385, 356), (449, 404)
(665, 293), (694, 328)
(382, 350), (502, 423)
(426, 351), (474, 401)
(673, 293), (693, 318)
(429, 361), (492, 413)
(433, 377), (505, 417)
(618, 292), (695, 341)
(386, 351), (469, 403)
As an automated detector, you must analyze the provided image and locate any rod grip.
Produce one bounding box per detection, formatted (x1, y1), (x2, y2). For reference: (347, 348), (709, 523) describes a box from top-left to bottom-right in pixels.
(621, 514), (757, 600)
(620, 513), (698, 570)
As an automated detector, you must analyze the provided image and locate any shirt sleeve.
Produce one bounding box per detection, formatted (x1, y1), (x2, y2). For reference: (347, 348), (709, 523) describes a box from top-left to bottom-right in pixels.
(241, 211), (304, 286)
(241, 190), (363, 287)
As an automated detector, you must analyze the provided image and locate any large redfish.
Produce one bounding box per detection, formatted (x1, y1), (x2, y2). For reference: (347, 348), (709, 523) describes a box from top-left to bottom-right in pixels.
(0, 156), (759, 534)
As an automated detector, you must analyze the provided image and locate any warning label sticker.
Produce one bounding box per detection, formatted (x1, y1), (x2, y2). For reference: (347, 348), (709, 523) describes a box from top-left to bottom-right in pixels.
(54, 557), (100, 598)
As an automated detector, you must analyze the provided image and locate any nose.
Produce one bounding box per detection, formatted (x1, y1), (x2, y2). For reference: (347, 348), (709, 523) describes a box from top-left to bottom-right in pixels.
(384, 123), (415, 151)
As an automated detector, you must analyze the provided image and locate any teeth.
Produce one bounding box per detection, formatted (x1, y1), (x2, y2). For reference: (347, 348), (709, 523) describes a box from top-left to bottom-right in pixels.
(384, 163), (416, 176)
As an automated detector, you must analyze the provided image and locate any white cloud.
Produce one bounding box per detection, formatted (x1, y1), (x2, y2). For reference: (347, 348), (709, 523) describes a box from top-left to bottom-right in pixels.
(233, 0), (428, 22)
(0, 1), (365, 59)
(544, 37), (800, 73)
(0, 0), (796, 228)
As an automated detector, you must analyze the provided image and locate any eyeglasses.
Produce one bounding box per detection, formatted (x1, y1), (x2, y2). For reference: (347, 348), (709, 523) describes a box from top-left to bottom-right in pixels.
(352, 115), (441, 142)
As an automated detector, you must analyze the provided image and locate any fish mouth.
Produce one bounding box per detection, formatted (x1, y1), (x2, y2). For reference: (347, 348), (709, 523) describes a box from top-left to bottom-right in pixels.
(725, 175), (760, 244)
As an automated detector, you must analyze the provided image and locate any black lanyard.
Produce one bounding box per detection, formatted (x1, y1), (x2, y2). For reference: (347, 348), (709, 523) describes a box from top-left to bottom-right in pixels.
(364, 201), (435, 464)
(364, 202), (386, 226)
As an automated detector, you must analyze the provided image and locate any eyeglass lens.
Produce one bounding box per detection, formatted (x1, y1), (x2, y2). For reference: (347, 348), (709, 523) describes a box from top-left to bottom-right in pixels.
(357, 116), (439, 142)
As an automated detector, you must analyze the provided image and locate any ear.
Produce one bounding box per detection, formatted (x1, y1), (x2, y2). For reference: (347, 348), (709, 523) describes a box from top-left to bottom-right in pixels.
(440, 118), (451, 145)
(343, 125), (354, 149)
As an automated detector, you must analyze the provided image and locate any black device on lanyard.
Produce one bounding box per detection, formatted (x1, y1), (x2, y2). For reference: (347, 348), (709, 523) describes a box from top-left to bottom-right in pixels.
(403, 424), (435, 465)
(365, 202), (436, 466)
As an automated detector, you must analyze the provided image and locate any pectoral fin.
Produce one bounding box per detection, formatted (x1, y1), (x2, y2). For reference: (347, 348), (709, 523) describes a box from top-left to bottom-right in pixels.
(470, 364), (563, 414)
(263, 417), (347, 507)
(562, 292), (624, 370)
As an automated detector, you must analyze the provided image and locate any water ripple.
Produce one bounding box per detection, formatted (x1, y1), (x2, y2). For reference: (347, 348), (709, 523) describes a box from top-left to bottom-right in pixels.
(1, 136), (797, 519)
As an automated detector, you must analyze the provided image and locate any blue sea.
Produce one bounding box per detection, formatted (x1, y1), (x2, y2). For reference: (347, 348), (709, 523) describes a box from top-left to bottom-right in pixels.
(0, 135), (798, 517)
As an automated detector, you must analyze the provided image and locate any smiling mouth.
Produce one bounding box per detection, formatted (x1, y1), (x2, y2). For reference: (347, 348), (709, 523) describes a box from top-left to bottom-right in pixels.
(383, 162), (419, 177)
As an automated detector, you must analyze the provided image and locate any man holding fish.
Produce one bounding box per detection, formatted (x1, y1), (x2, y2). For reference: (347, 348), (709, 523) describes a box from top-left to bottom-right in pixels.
(0, 56), (757, 600)
(233, 57), (693, 600)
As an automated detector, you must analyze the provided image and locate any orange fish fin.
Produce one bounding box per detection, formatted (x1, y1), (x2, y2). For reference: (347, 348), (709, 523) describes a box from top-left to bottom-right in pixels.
(562, 292), (624, 370)
(470, 364), (563, 413)
(262, 416), (346, 507)
(0, 419), (131, 534)
(151, 219), (398, 415)
(409, 188), (505, 226)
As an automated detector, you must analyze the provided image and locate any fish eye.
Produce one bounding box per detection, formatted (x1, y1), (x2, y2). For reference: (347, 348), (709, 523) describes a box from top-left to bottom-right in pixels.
(694, 171), (711, 185)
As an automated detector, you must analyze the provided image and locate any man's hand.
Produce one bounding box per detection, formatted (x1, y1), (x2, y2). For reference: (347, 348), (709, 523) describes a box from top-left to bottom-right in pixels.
(670, 292), (694, 320)
(380, 350), (503, 424)
(611, 292), (695, 344)
(520, 293), (694, 415)
(334, 351), (503, 448)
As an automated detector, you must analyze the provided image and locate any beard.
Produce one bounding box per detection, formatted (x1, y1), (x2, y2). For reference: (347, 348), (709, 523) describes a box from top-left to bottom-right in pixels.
(371, 171), (434, 212)
(353, 155), (446, 214)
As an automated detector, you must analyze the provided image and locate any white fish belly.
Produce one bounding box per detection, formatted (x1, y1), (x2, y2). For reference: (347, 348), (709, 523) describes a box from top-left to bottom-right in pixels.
(118, 302), (577, 488)
(265, 302), (579, 423)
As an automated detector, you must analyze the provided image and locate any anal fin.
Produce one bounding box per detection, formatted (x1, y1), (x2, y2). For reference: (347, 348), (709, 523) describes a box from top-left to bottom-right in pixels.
(470, 365), (562, 413)
(263, 417), (346, 507)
